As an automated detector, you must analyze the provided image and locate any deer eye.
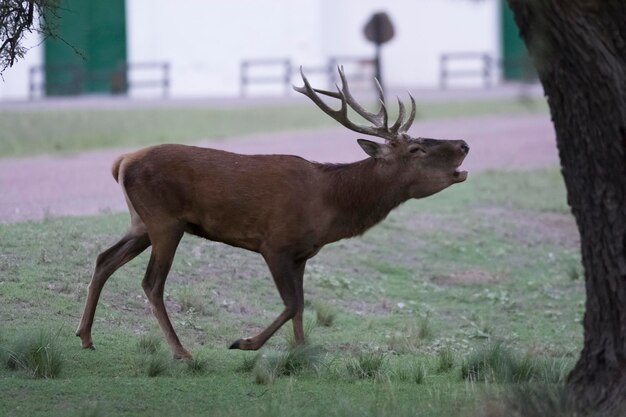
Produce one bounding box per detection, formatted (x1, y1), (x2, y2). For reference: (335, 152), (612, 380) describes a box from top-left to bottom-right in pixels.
(409, 147), (426, 154)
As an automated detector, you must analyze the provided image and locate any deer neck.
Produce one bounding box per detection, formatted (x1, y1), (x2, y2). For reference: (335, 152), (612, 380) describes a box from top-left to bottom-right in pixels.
(318, 158), (409, 242)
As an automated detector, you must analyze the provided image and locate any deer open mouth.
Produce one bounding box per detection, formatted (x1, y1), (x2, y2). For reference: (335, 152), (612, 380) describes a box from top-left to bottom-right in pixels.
(453, 166), (468, 182)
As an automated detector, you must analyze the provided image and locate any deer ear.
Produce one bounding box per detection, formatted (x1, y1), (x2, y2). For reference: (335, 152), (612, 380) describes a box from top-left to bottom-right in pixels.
(357, 139), (389, 159)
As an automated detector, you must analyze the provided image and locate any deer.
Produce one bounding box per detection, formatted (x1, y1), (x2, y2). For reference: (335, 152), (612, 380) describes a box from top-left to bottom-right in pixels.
(75, 67), (469, 359)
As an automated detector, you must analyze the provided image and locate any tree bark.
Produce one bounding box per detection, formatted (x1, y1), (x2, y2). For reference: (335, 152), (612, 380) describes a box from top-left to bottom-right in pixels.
(507, 0), (626, 411)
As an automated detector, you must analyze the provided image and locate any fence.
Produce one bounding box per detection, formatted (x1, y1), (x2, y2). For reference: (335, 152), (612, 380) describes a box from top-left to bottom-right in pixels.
(240, 57), (376, 97)
(439, 52), (494, 89)
(28, 61), (170, 99)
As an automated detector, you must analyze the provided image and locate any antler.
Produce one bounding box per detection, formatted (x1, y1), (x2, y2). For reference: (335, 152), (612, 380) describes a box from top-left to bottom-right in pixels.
(293, 66), (416, 142)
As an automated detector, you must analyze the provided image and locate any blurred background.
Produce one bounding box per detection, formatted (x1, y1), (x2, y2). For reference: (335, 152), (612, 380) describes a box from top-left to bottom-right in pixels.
(0, 0), (534, 100)
(0, 0), (552, 222)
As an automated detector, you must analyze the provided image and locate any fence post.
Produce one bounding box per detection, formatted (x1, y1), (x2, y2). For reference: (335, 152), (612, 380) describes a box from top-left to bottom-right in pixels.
(162, 63), (170, 98)
(440, 55), (448, 89)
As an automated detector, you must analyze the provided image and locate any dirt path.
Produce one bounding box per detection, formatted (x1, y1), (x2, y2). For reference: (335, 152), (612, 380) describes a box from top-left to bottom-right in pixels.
(0, 114), (557, 223)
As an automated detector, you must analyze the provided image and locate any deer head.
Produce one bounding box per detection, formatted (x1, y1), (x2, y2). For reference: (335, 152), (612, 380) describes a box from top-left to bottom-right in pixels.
(294, 66), (469, 198)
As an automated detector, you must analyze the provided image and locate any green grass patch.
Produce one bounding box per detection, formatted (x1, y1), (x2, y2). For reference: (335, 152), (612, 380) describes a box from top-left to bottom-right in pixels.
(184, 355), (211, 375)
(392, 359), (427, 384)
(436, 348), (456, 373)
(345, 351), (388, 381)
(387, 315), (434, 354)
(4, 329), (64, 378)
(0, 98), (548, 158)
(461, 342), (574, 384)
(0, 168), (585, 416)
(313, 302), (337, 327)
(177, 287), (211, 316)
(253, 345), (325, 385)
(461, 342), (518, 382)
(142, 353), (171, 378)
(136, 333), (162, 355)
(485, 383), (600, 417)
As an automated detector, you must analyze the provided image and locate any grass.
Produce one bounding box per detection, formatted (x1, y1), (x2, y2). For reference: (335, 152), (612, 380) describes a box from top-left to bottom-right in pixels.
(313, 302), (337, 327)
(136, 333), (162, 355)
(460, 343), (574, 384)
(461, 342), (518, 382)
(143, 354), (170, 377)
(0, 168), (585, 416)
(177, 287), (210, 316)
(3, 330), (64, 379)
(253, 345), (325, 385)
(345, 351), (388, 380)
(387, 315), (433, 353)
(436, 348), (456, 373)
(185, 355), (210, 375)
(0, 98), (548, 158)
(284, 317), (317, 349)
(482, 383), (623, 417)
(392, 360), (426, 384)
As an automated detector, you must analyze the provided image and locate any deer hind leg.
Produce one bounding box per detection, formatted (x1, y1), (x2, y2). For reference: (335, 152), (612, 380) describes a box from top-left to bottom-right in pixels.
(292, 266), (305, 346)
(76, 223), (150, 350)
(229, 254), (306, 350)
(141, 224), (191, 359)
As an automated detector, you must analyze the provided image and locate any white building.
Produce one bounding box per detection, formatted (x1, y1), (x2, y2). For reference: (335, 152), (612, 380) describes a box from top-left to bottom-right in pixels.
(1, 0), (521, 101)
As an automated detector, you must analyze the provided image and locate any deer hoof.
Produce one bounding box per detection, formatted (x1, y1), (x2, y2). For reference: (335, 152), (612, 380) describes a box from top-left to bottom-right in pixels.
(229, 338), (253, 349)
(229, 338), (257, 350)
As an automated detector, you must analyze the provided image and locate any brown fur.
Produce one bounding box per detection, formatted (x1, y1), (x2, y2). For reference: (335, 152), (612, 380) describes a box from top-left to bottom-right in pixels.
(75, 139), (468, 358)
(75, 137), (468, 359)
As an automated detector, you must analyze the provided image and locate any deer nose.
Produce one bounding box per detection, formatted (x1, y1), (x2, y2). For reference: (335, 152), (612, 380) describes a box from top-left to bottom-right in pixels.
(460, 142), (470, 155)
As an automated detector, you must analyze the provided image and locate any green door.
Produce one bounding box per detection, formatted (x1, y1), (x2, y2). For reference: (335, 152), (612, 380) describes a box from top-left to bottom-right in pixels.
(44, 0), (127, 95)
(501, 0), (532, 81)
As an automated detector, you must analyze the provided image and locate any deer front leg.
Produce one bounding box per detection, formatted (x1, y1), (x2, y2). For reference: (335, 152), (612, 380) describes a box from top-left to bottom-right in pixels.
(229, 254), (306, 350)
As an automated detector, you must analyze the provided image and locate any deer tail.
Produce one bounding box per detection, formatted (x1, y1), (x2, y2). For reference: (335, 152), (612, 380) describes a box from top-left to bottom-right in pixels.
(111, 155), (125, 183)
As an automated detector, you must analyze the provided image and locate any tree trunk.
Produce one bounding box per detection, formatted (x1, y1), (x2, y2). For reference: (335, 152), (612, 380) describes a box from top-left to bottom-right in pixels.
(507, 0), (626, 410)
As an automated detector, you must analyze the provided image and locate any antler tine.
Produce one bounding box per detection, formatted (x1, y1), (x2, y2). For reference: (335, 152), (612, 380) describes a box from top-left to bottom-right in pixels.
(337, 66), (384, 126)
(374, 78), (393, 131)
(399, 93), (416, 133)
(293, 68), (345, 121)
(293, 67), (383, 138)
(373, 76), (385, 102)
(294, 66), (413, 142)
(372, 76), (387, 121)
(378, 98), (389, 131)
(311, 87), (342, 100)
(389, 97), (406, 134)
(310, 66), (385, 129)
(374, 78), (390, 131)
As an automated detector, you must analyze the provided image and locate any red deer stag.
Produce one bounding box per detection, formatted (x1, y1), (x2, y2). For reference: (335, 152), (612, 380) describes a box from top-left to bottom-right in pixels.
(76, 67), (469, 359)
